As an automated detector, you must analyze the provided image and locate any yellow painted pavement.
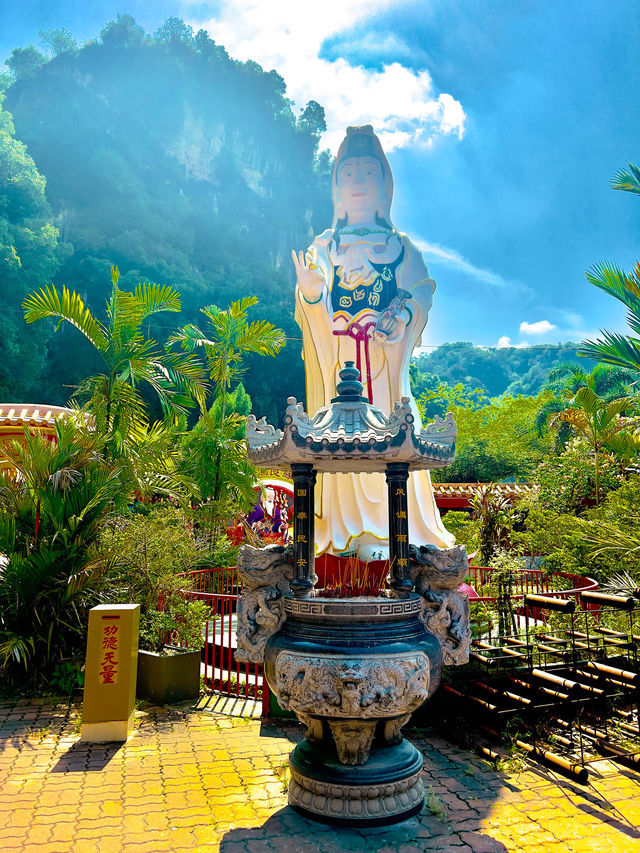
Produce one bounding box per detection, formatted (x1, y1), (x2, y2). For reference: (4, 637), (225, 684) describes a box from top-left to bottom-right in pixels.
(1, 697), (639, 852)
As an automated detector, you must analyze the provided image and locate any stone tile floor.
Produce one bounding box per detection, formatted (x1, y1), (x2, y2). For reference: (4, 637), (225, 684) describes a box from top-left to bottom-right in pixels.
(1, 696), (640, 852)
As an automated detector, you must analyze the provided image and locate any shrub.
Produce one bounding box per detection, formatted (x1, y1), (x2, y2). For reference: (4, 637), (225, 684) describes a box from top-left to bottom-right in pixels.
(442, 510), (480, 556)
(0, 420), (124, 683)
(534, 437), (623, 514)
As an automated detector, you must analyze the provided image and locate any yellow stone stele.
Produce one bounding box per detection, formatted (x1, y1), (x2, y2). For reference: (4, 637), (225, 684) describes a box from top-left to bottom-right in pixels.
(81, 604), (140, 742)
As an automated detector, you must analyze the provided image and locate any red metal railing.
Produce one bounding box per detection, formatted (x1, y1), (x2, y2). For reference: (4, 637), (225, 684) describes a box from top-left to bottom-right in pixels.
(179, 567), (267, 712)
(179, 565), (598, 713)
(466, 567), (598, 606)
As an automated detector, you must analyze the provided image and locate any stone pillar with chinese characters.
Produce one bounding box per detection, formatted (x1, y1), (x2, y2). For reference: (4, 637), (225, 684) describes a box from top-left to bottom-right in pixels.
(290, 463), (317, 598)
(81, 604), (140, 742)
(386, 462), (412, 597)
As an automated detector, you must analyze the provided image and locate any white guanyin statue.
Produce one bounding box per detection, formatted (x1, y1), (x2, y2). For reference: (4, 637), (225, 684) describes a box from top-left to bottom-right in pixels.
(292, 125), (454, 557)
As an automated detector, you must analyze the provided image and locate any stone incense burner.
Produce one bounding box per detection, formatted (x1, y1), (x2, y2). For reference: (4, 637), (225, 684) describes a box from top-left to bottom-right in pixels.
(237, 365), (470, 825)
(265, 593), (441, 822)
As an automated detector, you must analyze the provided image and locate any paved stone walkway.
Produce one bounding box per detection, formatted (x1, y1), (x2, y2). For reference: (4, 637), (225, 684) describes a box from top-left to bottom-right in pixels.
(1, 697), (640, 852)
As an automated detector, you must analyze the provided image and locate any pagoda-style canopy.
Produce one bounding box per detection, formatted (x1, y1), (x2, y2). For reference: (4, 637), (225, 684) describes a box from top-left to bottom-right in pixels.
(245, 363), (457, 599)
(246, 362), (456, 474)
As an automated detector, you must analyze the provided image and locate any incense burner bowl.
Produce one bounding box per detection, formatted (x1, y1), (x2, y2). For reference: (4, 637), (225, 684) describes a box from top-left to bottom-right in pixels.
(263, 594), (442, 825)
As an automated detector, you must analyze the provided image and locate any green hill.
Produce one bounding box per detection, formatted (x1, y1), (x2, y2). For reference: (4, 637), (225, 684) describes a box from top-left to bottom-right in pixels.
(411, 341), (595, 401)
(2, 16), (331, 420)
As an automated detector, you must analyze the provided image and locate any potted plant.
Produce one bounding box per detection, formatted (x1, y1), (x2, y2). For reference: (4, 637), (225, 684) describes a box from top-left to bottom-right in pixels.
(98, 506), (211, 704)
(136, 594), (210, 705)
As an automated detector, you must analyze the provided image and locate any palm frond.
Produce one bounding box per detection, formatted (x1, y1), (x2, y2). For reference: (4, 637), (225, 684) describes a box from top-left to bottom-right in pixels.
(573, 385), (600, 413)
(611, 163), (640, 195)
(23, 285), (108, 351)
(546, 361), (586, 385)
(0, 634), (35, 669)
(585, 261), (640, 311)
(603, 396), (638, 419)
(128, 282), (182, 318)
(235, 320), (287, 355)
(227, 295), (258, 317)
(578, 330), (640, 372)
(168, 323), (215, 351)
(548, 408), (591, 444)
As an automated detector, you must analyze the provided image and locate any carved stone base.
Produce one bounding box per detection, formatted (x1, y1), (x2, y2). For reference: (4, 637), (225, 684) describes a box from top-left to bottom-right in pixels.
(288, 737), (424, 826)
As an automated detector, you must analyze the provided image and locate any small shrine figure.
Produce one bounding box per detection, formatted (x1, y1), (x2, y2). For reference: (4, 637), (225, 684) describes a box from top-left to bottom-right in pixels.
(246, 487), (288, 544)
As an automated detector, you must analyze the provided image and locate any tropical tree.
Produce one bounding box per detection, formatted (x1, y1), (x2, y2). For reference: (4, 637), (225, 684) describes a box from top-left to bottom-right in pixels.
(22, 266), (207, 498)
(470, 485), (514, 565)
(535, 363), (637, 451)
(172, 296), (285, 502)
(172, 295), (286, 423)
(0, 418), (123, 680)
(579, 163), (640, 374)
(545, 362), (637, 399)
(547, 377), (639, 504)
(425, 391), (551, 483)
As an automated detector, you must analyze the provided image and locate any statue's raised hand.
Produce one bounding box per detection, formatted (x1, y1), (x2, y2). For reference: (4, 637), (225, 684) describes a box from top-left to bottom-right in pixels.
(292, 249), (325, 303)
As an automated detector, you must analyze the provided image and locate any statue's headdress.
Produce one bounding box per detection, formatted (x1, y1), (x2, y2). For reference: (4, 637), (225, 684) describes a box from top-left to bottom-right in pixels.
(332, 125), (394, 228)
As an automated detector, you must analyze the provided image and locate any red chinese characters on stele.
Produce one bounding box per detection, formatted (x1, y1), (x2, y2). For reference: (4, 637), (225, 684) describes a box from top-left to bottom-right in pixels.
(100, 622), (119, 684)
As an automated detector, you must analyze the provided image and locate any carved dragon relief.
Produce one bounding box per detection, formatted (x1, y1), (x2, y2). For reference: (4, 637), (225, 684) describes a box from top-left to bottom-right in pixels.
(273, 650), (430, 719)
(409, 544), (471, 666)
(235, 544), (293, 663)
(273, 650), (430, 765)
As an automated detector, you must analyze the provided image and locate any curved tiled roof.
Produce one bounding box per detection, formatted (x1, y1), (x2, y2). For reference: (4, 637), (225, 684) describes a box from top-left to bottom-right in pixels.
(0, 404), (76, 470)
(0, 404), (75, 428)
(433, 482), (536, 509)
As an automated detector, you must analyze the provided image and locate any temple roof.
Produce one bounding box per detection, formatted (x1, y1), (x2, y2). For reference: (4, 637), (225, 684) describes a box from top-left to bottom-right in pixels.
(0, 404), (74, 428)
(433, 482), (537, 509)
(0, 403), (77, 471)
(246, 363), (456, 474)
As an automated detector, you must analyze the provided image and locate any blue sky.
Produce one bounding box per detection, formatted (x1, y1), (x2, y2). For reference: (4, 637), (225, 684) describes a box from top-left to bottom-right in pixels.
(2, 0), (639, 350)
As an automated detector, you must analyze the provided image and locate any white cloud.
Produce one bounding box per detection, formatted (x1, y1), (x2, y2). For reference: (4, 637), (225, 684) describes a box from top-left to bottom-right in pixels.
(411, 237), (509, 288)
(519, 320), (556, 335)
(184, 0), (466, 152)
(496, 336), (530, 349)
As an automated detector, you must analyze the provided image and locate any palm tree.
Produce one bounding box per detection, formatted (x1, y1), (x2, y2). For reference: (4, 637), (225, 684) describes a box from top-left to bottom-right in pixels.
(171, 296), (286, 425)
(23, 266), (207, 445)
(579, 163), (640, 374)
(548, 377), (639, 504)
(545, 362), (637, 399)
(171, 296), (286, 501)
(536, 363), (637, 451)
(23, 267), (207, 499)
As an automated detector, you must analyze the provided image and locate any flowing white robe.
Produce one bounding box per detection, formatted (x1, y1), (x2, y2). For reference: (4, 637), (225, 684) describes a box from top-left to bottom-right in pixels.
(294, 227), (454, 555)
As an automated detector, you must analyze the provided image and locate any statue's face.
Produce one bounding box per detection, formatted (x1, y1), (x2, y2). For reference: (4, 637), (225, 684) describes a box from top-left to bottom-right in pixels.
(336, 156), (384, 220)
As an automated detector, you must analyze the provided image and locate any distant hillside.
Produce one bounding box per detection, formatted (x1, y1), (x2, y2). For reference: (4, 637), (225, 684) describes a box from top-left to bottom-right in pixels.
(411, 341), (596, 400)
(0, 17), (596, 419)
(2, 16), (331, 420)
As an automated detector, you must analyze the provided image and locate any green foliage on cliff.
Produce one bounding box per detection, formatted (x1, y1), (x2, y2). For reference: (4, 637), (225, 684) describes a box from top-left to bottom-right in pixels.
(1, 16), (331, 419)
(0, 94), (68, 398)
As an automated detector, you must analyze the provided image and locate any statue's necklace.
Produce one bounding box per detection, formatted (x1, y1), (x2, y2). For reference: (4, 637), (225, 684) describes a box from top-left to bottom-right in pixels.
(340, 227), (391, 237)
